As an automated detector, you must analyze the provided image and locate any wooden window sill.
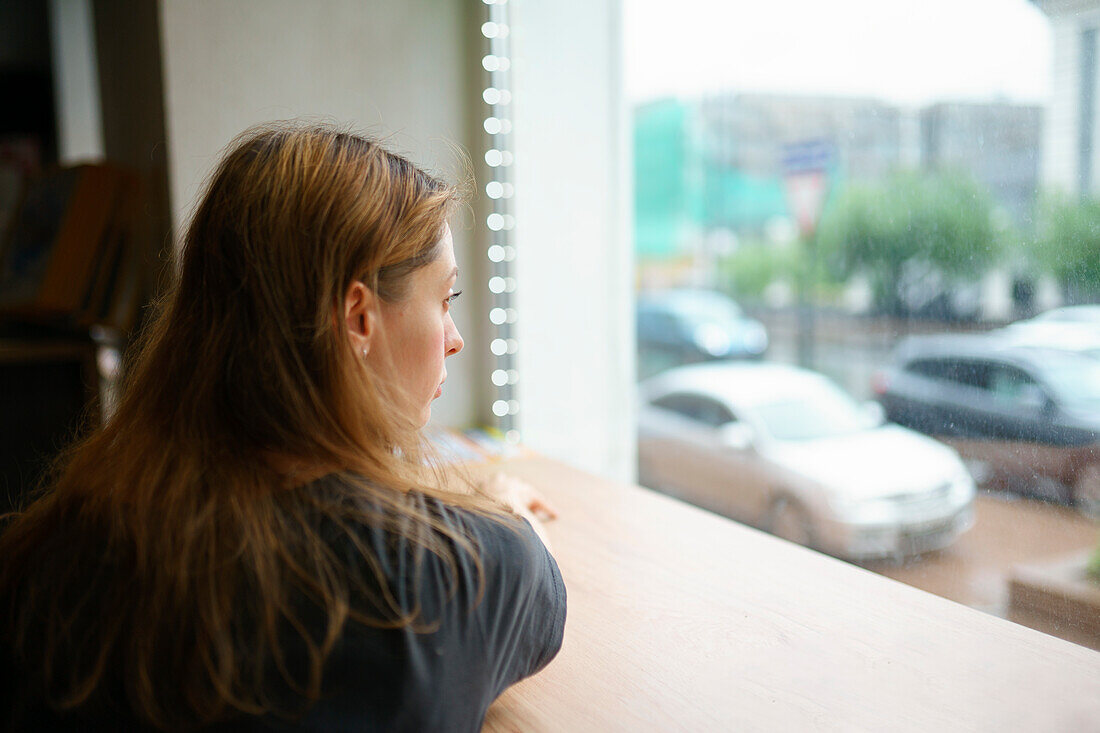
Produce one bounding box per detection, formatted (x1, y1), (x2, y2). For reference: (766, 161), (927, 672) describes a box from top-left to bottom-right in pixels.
(481, 455), (1100, 731)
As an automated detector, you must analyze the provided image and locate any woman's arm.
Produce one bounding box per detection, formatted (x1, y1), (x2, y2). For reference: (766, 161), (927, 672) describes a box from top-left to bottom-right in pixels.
(306, 487), (566, 732)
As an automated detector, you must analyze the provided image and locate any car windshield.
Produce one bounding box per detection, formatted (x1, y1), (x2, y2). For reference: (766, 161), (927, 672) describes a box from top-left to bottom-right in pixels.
(1035, 354), (1100, 411)
(753, 383), (869, 441)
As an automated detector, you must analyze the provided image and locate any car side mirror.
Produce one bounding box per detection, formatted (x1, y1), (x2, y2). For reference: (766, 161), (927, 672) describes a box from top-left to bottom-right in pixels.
(719, 422), (756, 451)
(861, 401), (886, 428)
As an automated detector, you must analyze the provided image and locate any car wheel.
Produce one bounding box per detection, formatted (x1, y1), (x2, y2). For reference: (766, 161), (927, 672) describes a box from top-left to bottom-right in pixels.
(1074, 463), (1100, 518)
(766, 495), (815, 549)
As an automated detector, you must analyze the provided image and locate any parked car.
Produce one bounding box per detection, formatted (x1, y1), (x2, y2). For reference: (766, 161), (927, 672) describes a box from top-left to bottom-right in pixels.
(638, 362), (976, 561)
(1026, 305), (1100, 325)
(636, 290), (768, 369)
(997, 308), (1100, 360)
(874, 334), (1100, 515)
(996, 323), (1100, 360)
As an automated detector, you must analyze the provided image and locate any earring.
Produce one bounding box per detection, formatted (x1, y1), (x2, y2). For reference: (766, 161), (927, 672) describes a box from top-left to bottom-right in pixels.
(361, 347), (368, 359)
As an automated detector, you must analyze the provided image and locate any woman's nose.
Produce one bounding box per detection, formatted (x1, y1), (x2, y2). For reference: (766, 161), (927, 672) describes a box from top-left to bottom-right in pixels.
(445, 316), (464, 357)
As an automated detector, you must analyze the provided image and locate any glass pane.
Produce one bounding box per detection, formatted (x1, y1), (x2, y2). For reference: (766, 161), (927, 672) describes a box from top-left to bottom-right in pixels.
(629, 0), (1100, 653)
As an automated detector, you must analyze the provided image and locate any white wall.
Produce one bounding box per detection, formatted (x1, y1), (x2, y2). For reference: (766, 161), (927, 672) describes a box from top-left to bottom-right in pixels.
(510, 0), (635, 482)
(157, 0), (485, 428)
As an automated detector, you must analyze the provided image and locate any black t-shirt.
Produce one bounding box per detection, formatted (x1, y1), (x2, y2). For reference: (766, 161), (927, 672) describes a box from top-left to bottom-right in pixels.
(2, 477), (567, 732)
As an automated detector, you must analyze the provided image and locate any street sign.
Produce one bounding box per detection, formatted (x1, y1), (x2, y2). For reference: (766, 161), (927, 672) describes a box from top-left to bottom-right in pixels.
(781, 139), (832, 173)
(782, 139), (832, 238)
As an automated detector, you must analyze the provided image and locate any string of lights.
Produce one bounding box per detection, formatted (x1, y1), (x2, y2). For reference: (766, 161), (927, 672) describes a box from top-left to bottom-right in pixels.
(481, 0), (520, 445)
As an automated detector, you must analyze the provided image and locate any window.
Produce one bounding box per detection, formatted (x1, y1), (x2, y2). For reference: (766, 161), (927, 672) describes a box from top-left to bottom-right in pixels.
(651, 393), (735, 427)
(909, 357), (1047, 406)
(947, 361), (993, 391)
(905, 358), (956, 383)
(987, 364), (1042, 405)
(629, 0), (1099, 655)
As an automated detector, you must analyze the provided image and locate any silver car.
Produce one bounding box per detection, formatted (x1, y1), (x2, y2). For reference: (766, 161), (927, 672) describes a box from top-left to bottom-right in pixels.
(638, 362), (976, 560)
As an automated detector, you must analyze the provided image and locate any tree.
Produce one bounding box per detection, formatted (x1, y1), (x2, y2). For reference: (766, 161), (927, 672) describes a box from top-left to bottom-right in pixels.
(817, 171), (1001, 316)
(1034, 192), (1100, 302)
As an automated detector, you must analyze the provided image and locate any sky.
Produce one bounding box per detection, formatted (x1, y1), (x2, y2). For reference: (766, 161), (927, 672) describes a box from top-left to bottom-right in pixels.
(624, 0), (1051, 107)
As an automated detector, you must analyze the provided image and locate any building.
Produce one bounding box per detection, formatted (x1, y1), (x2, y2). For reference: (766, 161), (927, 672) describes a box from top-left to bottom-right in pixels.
(921, 101), (1042, 225)
(700, 93), (904, 183)
(1035, 0), (1100, 195)
(636, 92), (1041, 252)
(633, 98), (703, 259)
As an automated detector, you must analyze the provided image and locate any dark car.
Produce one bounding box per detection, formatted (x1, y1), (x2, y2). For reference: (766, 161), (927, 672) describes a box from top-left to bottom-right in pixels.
(873, 334), (1100, 515)
(636, 290), (767, 377)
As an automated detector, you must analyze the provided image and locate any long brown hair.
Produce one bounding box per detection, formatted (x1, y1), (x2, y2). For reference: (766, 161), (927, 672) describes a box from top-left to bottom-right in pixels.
(0, 122), (505, 728)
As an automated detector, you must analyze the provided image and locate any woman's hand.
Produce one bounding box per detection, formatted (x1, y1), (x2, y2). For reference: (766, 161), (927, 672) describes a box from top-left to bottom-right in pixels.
(479, 472), (557, 521)
(479, 473), (558, 550)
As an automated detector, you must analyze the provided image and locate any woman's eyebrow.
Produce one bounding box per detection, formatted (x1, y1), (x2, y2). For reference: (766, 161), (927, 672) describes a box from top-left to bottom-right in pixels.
(448, 266), (459, 280)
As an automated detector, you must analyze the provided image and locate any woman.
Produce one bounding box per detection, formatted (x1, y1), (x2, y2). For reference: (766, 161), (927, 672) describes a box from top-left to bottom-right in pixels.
(0, 123), (566, 731)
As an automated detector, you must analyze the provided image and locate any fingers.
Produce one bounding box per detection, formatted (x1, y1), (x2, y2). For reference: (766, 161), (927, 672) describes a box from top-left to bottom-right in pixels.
(506, 477), (558, 522)
(478, 473), (559, 522)
(527, 494), (558, 522)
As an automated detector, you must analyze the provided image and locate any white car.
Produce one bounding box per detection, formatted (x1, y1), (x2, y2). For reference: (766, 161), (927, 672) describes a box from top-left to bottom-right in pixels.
(638, 362), (976, 561)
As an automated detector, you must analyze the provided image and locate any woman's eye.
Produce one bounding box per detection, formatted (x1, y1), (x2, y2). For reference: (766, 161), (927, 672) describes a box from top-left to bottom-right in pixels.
(445, 290), (462, 307)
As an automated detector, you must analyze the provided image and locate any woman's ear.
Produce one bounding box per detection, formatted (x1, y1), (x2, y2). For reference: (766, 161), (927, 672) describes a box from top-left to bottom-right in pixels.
(344, 281), (378, 355)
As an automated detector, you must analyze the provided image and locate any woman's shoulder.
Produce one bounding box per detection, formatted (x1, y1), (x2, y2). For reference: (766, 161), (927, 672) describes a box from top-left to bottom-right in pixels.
(303, 472), (555, 593)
